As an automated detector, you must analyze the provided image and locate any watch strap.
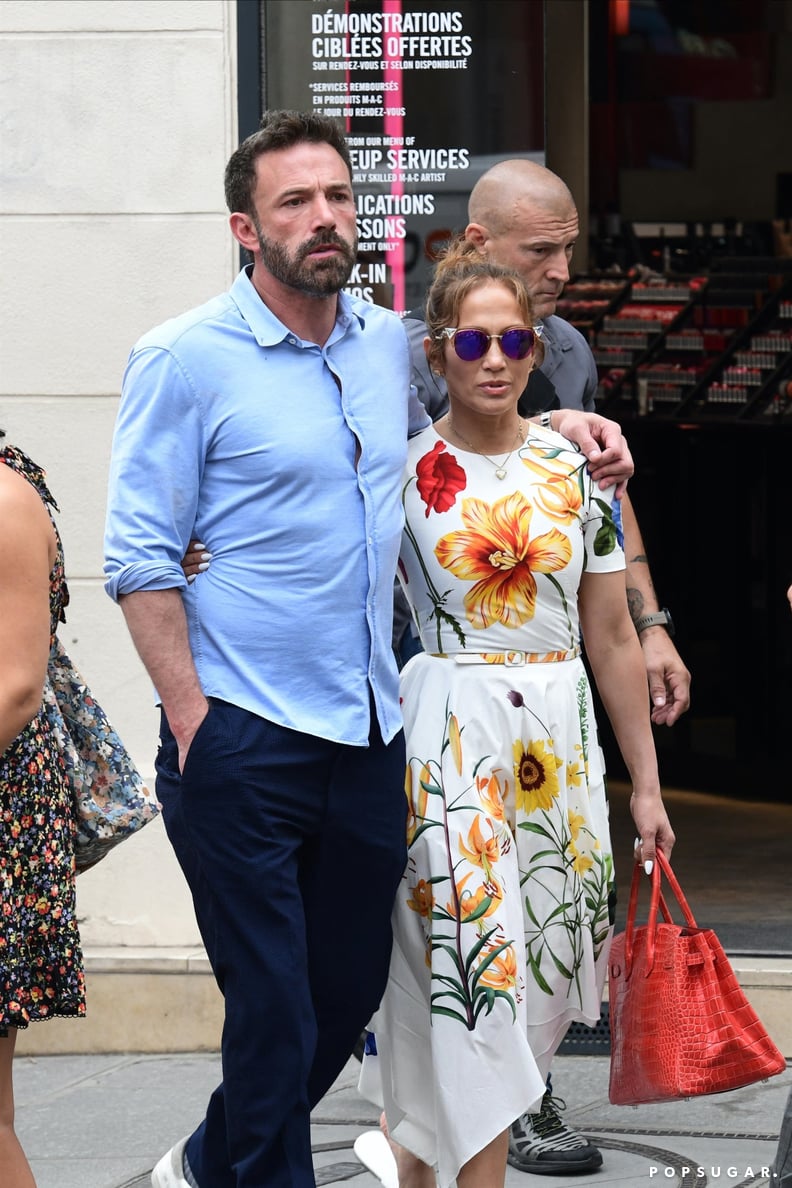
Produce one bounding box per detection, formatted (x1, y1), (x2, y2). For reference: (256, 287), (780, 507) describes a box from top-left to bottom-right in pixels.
(635, 608), (674, 636)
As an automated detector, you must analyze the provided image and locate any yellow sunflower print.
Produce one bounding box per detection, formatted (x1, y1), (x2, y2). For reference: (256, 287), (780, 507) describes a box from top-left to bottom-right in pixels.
(513, 738), (563, 814)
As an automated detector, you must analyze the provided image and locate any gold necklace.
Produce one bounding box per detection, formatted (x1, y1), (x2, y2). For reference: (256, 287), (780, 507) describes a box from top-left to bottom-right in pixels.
(447, 418), (525, 480)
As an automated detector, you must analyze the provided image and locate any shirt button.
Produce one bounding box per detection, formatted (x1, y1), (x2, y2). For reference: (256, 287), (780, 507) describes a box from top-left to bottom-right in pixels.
(288, 337), (297, 345)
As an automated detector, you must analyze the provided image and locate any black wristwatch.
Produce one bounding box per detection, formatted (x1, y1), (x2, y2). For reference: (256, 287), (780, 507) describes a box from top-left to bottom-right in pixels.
(634, 608), (675, 638)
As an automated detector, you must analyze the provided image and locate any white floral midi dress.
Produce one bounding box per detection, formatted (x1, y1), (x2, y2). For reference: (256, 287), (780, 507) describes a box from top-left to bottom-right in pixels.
(368, 423), (625, 1186)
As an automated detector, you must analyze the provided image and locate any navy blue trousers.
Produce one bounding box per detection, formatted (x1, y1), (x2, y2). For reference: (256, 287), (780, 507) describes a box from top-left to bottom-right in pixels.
(156, 698), (407, 1187)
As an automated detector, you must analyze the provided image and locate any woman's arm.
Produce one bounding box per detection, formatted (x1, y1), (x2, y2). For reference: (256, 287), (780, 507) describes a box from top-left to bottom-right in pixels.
(578, 568), (675, 869)
(0, 466), (56, 755)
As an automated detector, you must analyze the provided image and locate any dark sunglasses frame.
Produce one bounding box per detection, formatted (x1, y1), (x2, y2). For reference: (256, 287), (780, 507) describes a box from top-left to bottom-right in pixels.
(436, 326), (536, 362)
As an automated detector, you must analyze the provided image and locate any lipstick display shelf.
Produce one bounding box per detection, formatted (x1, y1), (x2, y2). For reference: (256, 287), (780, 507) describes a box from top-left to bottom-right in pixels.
(555, 276), (630, 341)
(587, 275), (705, 411)
(597, 258), (792, 424)
(674, 283), (792, 423)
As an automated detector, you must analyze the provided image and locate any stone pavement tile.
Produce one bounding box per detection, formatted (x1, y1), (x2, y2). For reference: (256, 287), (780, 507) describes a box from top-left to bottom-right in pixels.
(12, 1050), (789, 1187)
(314, 1055), (788, 1187)
(15, 1052), (222, 1188)
(566, 1061), (791, 1138)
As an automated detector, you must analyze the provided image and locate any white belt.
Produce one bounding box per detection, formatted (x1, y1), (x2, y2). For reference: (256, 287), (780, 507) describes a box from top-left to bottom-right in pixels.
(431, 646), (581, 666)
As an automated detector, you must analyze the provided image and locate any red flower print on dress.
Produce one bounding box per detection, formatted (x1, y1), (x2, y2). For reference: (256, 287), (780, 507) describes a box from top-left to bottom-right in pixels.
(415, 441), (466, 517)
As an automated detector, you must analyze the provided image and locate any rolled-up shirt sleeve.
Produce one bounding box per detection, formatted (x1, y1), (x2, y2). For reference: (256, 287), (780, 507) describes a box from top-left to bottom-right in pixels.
(104, 345), (205, 601)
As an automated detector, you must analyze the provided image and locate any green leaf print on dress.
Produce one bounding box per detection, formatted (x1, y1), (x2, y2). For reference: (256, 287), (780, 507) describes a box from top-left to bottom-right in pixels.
(511, 680), (613, 1002)
(404, 702), (520, 1030)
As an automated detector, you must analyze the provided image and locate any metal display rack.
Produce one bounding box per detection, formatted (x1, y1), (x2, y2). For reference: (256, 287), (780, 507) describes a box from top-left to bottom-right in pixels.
(564, 260), (792, 425)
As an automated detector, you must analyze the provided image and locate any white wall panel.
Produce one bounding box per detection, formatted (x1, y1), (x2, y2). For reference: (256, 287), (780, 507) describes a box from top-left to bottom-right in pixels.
(2, 35), (231, 213)
(1, 218), (235, 395)
(0, 395), (117, 572)
(0, 1), (225, 33)
(1, 0), (239, 952)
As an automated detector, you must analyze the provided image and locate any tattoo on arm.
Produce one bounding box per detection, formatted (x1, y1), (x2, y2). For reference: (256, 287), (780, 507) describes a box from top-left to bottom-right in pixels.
(628, 553), (648, 564)
(627, 587), (644, 622)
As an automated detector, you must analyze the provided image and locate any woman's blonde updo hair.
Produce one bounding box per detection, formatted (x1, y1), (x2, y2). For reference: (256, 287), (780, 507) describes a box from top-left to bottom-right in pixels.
(424, 236), (544, 374)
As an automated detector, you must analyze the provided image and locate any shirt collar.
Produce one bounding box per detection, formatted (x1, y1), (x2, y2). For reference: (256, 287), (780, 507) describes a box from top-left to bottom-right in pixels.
(229, 266), (366, 347)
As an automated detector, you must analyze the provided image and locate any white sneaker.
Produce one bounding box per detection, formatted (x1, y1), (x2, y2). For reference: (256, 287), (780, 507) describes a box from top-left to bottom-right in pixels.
(353, 1130), (399, 1188)
(151, 1136), (192, 1187)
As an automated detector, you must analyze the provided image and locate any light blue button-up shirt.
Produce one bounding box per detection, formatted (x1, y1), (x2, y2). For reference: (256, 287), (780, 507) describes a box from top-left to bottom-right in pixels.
(104, 268), (429, 746)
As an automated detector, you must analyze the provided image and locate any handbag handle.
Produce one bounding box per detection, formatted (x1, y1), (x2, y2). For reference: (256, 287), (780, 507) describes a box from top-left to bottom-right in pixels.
(623, 849), (698, 977)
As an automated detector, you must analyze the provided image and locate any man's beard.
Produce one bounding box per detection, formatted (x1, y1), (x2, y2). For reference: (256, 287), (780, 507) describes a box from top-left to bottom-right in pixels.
(254, 223), (357, 297)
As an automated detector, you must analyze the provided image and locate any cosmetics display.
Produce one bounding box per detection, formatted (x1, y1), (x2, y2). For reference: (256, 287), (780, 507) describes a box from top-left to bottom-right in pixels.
(566, 257), (791, 798)
(555, 277), (629, 338)
(577, 260), (792, 423)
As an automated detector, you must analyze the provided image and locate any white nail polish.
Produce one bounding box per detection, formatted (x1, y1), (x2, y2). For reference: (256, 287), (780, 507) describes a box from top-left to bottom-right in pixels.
(187, 574), (196, 584)
(198, 561), (210, 571)
(192, 542), (206, 550)
(200, 552), (212, 561)
(644, 859), (654, 876)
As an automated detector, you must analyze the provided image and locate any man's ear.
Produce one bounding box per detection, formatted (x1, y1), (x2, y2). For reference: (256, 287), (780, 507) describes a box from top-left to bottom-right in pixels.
(229, 212), (259, 255)
(464, 222), (490, 252)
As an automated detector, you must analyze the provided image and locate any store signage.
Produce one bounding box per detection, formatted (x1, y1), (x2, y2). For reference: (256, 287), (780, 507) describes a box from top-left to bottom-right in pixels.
(263, 0), (543, 312)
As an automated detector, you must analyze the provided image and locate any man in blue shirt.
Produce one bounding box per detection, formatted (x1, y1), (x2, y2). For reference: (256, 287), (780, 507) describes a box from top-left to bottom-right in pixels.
(106, 110), (424, 1188)
(105, 112), (632, 1188)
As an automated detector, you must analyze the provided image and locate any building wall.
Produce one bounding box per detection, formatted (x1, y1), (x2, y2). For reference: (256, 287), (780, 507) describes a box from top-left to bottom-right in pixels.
(0, 0), (239, 947)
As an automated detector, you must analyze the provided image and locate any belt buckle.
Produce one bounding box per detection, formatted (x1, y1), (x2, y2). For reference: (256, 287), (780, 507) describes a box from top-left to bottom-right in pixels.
(504, 651), (525, 666)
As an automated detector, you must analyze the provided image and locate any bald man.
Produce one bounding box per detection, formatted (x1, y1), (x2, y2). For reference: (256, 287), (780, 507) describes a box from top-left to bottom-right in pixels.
(400, 159), (691, 1176)
(405, 160), (598, 419)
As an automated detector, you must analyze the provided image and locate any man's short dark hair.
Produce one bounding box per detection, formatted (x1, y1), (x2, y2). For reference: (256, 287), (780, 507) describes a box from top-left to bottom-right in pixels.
(224, 110), (352, 216)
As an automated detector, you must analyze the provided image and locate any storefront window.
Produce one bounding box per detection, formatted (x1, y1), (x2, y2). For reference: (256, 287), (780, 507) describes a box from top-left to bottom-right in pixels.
(263, 0), (544, 312)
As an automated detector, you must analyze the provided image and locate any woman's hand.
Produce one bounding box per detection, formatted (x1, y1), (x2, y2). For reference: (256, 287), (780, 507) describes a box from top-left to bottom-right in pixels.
(182, 540), (212, 582)
(551, 410), (634, 497)
(630, 789), (675, 876)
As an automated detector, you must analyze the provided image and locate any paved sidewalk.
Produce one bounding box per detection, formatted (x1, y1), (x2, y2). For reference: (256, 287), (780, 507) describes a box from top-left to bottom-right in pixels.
(15, 1051), (788, 1187)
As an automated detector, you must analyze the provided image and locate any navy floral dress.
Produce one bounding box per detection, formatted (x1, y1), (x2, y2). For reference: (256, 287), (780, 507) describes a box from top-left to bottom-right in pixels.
(0, 445), (85, 1030)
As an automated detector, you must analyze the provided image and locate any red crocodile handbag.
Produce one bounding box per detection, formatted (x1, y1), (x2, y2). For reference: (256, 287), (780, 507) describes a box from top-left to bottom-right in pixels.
(608, 850), (786, 1105)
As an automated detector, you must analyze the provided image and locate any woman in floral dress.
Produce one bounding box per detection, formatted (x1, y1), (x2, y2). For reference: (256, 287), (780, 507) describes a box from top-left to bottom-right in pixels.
(0, 434), (85, 1185)
(365, 244), (675, 1188)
